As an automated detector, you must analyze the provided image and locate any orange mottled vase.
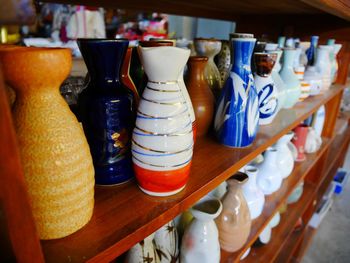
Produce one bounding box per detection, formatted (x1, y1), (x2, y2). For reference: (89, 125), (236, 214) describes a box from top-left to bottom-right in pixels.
(0, 47), (95, 239)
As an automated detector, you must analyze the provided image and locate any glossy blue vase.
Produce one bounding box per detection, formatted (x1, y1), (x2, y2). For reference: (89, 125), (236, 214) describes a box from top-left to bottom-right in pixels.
(77, 39), (134, 185)
(214, 34), (259, 147)
(306, 36), (319, 66)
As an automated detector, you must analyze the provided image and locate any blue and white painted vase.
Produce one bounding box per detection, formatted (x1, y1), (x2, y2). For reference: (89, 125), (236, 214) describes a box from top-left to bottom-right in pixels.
(306, 35), (319, 66)
(254, 52), (278, 125)
(214, 33), (259, 147)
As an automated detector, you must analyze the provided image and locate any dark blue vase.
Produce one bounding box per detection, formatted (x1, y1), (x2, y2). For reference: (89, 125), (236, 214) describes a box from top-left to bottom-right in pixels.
(306, 36), (319, 66)
(77, 39), (134, 185)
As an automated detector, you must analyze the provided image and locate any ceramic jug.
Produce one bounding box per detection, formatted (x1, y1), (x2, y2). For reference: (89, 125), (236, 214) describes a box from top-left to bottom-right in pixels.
(315, 45), (332, 91)
(242, 166), (265, 220)
(257, 147), (283, 195)
(214, 33), (259, 147)
(125, 233), (159, 263)
(154, 220), (179, 263)
(254, 52), (278, 125)
(181, 198), (222, 263)
(304, 66), (322, 96)
(306, 35), (319, 66)
(0, 47), (94, 239)
(216, 172), (251, 252)
(216, 40), (231, 85)
(305, 127), (322, 153)
(78, 39), (135, 185)
(132, 46), (193, 196)
(186, 56), (215, 137)
(194, 38), (222, 98)
(275, 132), (296, 179)
(279, 48), (301, 108)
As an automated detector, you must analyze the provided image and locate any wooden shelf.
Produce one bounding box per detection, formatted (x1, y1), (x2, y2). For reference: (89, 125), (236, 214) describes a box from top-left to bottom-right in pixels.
(40, 86), (344, 263)
(221, 138), (330, 263)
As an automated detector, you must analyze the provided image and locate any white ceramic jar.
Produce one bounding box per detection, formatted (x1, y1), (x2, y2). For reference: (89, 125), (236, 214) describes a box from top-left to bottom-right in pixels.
(274, 132), (296, 179)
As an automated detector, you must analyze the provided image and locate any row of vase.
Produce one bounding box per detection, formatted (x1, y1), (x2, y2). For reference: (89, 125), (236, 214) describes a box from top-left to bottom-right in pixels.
(0, 32), (330, 240)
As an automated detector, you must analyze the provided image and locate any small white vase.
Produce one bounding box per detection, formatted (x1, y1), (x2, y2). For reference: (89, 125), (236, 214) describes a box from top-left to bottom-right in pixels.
(304, 66), (322, 96)
(181, 198), (222, 263)
(125, 233), (159, 263)
(242, 165), (265, 220)
(154, 220), (179, 263)
(313, 105), (326, 136)
(257, 147), (283, 195)
(315, 45), (332, 91)
(305, 127), (322, 153)
(274, 132), (296, 179)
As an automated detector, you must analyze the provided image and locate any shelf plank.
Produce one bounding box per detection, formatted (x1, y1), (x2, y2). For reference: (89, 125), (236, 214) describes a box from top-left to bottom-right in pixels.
(41, 86), (343, 263)
(220, 138), (330, 263)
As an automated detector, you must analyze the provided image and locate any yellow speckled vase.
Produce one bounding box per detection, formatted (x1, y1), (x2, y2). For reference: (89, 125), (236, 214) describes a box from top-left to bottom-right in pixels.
(0, 47), (95, 239)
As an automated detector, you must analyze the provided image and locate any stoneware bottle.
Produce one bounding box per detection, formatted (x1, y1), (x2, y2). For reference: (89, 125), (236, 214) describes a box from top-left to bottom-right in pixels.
(254, 52), (278, 125)
(216, 172), (251, 252)
(215, 40), (231, 85)
(257, 147), (283, 195)
(125, 233), (159, 263)
(194, 38), (222, 98)
(274, 132), (297, 179)
(132, 46), (193, 196)
(181, 198), (222, 263)
(0, 47), (94, 239)
(186, 56), (215, 137)
(214, 33), (259, 148)
(242, 166), (265, 220)
(154, 220), (179, 263)
(315, 45), (333, 91)
(77, 39), (135, 185)
(306, 35), (319, 66)
(279, 48), (301, 109)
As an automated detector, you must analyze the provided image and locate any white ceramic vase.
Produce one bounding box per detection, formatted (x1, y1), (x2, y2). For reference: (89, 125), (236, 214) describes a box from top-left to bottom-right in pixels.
(181, 198), (222, 263)
(242, 165), (265, 220)
(125, 233), (159, 263)
(274, 132), (296, 179)
(315, 45), (332, 92)
(154, 220), (179, 263)
(313, 105), (326, 136)
(304, 66), (322, 96)
(257, 147), (283, 195)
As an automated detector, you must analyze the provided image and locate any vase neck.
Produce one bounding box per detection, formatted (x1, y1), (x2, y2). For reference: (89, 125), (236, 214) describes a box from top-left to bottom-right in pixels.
(281, 49), (296, 71)
(231, 39), (256, 73)
(187, 57), (207, 83)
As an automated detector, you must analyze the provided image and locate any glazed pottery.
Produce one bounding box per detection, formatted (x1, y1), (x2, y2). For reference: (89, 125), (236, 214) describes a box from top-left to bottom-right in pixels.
(254, 52), (278, 125)
(299, 42), (309, 66)
(277, 36), (286, 48)
(216, 172), (251, 252)
(293, 48), (305, 80)
(78, 39), (134, 185)
(139, 40), (196, 140)
(275, 131), (296, 179)
(304, 66), (322, 96)
(181, 198), (222, 263)
(242, 166), (265, 220)
(292, 124), (309, 162)
(305, 127), (322, 153)
(279, 48), (301, 108)
(269, 212), (281, 228)
(253, 224), (272, 246)
(154, 220), (179, 263)
(257, 147), (283, 195)
(332, 44), (342, 83)
(125, 233), (159, 263)
(327, 39), (337, 83)
(287, 181), (304, 204)
(214, 33), (259, 148)
(186, 56), (215, 137)
(306, 35), (319, 66)
(132, 46), (193, 196)
(315, 45), (332, 91)
(313, 105), (326, 136)
(216, 40), (231, 85)
(194, 38), (222, 98)
(0, 47), (94, 239)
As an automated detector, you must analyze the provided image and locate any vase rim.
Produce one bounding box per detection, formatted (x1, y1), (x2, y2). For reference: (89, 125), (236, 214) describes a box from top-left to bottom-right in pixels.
(231, 37), (256, 42)
(194, 37), (221, 42)
(0, 46), (70, 54)
(230, 33), (254, 39)
(189, 55), (209, 61)
(77, 38), (129, 43)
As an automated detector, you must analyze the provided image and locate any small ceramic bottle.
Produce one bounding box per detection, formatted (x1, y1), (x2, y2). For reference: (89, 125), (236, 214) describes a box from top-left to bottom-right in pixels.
(279, 48), (301, 109)
(274, 132), (296, 179)
(306, 35), (319, 66)
(313, 105), (326, 136)
(277, 36), (286, 48)
(257, 147), (283, 195)
(315, 45), (332, 91)
(186, 56), (215, 137)
(125, 233), (159, 263)
(304, 66), (323, 96)
(216, 172), (251, 252)
(327, 39), (337, 83)
(154, 220), (179, 263)
(254, 52), (278, 125)
(216, 40), (231, 85)
(194, 38), (222, 98)
(181, 198), (222, 263)
(242, 166), (265, 220)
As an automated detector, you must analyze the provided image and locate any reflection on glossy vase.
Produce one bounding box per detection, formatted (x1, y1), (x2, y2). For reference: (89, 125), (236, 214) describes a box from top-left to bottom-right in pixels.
(0, 47), (94, 239)
(78, 39), (135, 185)
(216, 172), (251, 252)
(181, 198), (222, 263)
(215, 40), (231, 85)
(154, 220), (179, 263)
(194, 38), (222, 98)
(125, 233), (159, 263)
(254, 52), (278, 125)
(214, 34), (259, 147)
(132, 46), (193, 196)
(186, 56), (215, 137)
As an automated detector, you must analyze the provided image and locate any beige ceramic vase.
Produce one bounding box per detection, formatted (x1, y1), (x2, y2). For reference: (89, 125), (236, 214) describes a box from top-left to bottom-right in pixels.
(216, 172), (251, 252)
(0, 47), (95, 239)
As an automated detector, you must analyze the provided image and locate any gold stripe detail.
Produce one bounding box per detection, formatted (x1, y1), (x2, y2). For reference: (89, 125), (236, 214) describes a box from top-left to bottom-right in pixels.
(134, 125), (192, 136)
(146, 86), (180, 92)
(132, 139), (193, 154)
(142, 96), (186, 105)
(148, 80), (178, 85)
(132, 155), (192, 168)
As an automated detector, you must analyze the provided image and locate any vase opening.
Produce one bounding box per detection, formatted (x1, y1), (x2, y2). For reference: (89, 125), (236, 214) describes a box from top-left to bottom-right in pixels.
(230, 172), (249, 184)
(193, 199), (222, 215)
